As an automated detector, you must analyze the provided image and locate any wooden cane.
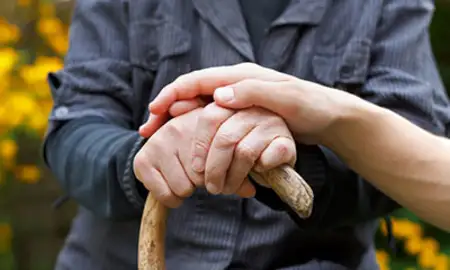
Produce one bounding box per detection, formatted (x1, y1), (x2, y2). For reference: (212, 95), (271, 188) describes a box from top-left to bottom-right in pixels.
(138, 164), (314, 270)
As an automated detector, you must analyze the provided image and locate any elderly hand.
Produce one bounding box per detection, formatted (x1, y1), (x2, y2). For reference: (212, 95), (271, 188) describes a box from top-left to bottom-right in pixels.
(134, 108), (263, 207)
(189, 103), (296, 195)
(135, 103), (296, 204)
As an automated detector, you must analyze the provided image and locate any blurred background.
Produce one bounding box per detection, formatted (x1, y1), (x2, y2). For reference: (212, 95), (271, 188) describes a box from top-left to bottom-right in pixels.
(0, 0), (449, 269)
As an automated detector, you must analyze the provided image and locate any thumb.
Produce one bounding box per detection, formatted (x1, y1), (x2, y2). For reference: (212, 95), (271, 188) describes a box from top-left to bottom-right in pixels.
(213, 79), (297, 118)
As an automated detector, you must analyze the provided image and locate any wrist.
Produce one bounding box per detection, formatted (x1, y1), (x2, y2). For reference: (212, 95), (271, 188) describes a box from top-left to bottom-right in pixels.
(319, 91), (382, 150)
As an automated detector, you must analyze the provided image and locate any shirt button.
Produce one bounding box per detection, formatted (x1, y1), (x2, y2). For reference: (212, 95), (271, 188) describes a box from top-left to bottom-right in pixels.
(54, 106), (69, 117)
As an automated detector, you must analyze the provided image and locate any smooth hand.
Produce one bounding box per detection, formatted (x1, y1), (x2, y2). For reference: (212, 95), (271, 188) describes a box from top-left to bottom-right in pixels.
(140, 63), (356, 145)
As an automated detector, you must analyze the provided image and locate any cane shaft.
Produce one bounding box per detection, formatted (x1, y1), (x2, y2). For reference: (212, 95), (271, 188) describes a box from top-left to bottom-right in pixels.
(138, 165), (314, 270)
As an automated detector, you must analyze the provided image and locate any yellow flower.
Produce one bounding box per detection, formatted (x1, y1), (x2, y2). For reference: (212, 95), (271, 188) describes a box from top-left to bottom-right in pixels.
(434, 254), (449, 270)
(20, 65), (43, 84)
(405, 236), (422, 256)
(15, 165), (41, 184)
(20, 56), (63, 84)
(418, 247), (438, 269)
(0, 20), (20, 44)
(376, 250), (389, 263)
(422, 237), (439, 253)
(38, 18), (64, 36)
(0, 223), (12, 253)
(36, 56), (64, 72)
(0, 47), (18, 75)
(376, 250), (390, 270)
(391, 218), (422, 239)
(11, 92), (37, 114)
(0, 139), (17, 161)
(0, 74), (10, 94)
(48, 34), (69, 56)
(0, 106), (23, 130)
(28, 111), (48, 132)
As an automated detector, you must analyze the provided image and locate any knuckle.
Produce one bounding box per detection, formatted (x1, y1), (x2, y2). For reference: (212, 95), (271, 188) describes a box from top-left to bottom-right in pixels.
(224, 176), (245, 195)
(133, 151), (146, 170)
(274, 138), (296, 159)
(200, 104), (221, 124)
(133, 152), (150, 180)
(146, 136), (167, 154)
(175, 73), (190, 84)
(189, 172), (204, 187)
(172, 181), (194, 198)
(214, 132), (240, 149)
(266, 114), (285, 127)
(275, 142), (289, 157)
(164, 121), (183, 138)
(205, 164), (223, 182)
(238, 106), (272, 121)
(192, 139), (209, 155)
(236, 62), (257, 69)
(236, 142), (259, 162)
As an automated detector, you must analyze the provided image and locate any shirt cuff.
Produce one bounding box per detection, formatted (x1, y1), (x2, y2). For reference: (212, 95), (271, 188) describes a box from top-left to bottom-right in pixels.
(120, 136), (149, 210)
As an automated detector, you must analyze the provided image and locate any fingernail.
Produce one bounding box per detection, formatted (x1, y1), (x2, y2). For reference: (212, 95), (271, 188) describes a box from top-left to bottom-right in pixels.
(192, 157), (205, 173)
(215, 87), (235, 102)
(207, 182), (220, 194)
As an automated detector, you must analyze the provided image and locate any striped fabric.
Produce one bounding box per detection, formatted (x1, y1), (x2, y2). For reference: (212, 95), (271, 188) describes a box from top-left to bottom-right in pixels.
(43, 0), (450, 269)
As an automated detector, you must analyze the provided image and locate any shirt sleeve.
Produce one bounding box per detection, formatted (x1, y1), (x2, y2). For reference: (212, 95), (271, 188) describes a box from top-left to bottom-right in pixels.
(254, 0), (450, 229)
(43, 0), (148, 220)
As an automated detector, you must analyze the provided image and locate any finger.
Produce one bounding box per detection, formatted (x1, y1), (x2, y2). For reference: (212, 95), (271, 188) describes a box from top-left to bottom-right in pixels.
(254, 136), (297, 173)
(168, 98), (207, 117)
(235, 177), (256, 198)
(203, 111), (257, 194)
(177, 140), (205, 188)
(222, 124), (288, 194)
(149, 63), (293, 114)
(191, 103), (235, 173)
(160, 154), (195, 199)
(134, 147), (183, 208)
(214, 80), (307, 118)
(144, 167), (183, 208)
(139, 112), (169, 138)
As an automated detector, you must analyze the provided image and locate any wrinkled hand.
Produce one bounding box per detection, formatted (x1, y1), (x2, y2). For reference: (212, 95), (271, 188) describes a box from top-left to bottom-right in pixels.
(189, 104), (296, 195)
(133, 109), (201, 208)
(133, 107), (261, 207)
(141, 63), (354, 145)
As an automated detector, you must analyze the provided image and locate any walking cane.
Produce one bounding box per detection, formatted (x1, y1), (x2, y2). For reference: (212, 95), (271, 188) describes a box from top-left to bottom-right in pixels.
(138, 164), (314, 270)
